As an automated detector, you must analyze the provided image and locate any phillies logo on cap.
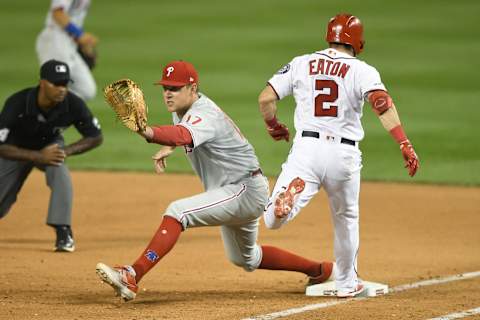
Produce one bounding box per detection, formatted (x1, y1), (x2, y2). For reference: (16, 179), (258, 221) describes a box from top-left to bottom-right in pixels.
(156, 60), (199, 87)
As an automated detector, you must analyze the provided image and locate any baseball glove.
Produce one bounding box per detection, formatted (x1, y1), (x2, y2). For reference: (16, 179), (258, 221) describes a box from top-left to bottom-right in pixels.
(104, 79), (148, 132)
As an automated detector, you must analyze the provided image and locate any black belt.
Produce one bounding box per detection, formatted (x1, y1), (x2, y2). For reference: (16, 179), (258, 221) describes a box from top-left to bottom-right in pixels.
(301, 131), (356, 146)
(251, 168), (263, 177)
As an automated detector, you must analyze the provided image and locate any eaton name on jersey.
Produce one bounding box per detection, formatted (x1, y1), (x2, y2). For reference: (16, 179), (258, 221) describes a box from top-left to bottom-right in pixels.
(308, 58), (350, 78)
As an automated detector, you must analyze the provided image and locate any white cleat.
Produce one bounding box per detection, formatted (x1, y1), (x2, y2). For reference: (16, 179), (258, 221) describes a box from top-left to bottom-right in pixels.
(96, 262), (138, 302)
(274, 177), (305, 218)
(337, 282), (365, 298)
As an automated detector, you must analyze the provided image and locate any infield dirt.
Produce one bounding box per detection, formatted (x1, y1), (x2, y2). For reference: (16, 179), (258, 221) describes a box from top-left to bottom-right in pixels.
(1, 171), (479, 320)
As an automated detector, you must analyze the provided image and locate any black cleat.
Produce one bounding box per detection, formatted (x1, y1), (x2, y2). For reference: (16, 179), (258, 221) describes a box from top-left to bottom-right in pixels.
(54, 225), (75, 252)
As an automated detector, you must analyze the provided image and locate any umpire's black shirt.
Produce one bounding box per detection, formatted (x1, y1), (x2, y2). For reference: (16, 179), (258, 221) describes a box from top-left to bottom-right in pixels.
(0, 86), (101, 150)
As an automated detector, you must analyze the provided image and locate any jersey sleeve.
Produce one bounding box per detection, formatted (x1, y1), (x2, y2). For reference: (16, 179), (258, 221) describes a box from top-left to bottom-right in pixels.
(0, 96), (20, 145)
(177, 109), (216, 148)
(72, 99), (102, 138)
(50, 0), (72, 10)
(266, 58), (296, 100)
(358, 63), (387, 99)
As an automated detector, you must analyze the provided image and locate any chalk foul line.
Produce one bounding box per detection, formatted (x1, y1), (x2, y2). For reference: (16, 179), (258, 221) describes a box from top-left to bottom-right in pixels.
(241, 270), (480, 320)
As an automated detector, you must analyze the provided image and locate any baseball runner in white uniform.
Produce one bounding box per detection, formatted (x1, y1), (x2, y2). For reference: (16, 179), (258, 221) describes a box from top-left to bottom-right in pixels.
(96, 60), (335, 301)
(36, 0), (98, 101)
(259, 14), (419, 298)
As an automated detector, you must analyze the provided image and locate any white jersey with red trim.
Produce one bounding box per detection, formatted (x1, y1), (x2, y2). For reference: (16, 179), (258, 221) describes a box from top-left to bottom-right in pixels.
(268, 48), (386, 141)
(173, 94), (260, 190)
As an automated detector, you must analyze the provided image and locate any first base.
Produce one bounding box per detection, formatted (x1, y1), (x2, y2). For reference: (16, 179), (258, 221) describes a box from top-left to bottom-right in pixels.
(305, 280), (388, 297)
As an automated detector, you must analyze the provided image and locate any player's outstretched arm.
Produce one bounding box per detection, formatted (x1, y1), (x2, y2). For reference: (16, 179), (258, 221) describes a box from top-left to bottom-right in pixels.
(137, 126), (154, 140)
(368, 90), (419, 177)
(140, 125), (193, 147)
(258, 86), (290, 142)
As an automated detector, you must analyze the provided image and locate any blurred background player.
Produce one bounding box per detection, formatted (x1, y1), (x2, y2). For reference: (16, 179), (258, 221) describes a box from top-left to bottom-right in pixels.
(258, 14), (419, 297)
(0, 59), (103, 252)
(96, 60), (333, 301)
(36, 0), (98, 101)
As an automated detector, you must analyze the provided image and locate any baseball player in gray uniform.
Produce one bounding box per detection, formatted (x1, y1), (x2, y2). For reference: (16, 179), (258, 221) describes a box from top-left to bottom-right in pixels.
(36, 0), (98, 101)
(96, 60), (334, 301)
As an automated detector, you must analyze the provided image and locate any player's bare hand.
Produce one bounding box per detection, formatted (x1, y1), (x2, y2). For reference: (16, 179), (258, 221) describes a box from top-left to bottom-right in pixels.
(79, 44), (96, 58)
(265, 117), (290, 142)
(152, 146), (175, 174)
(77, 32), (98, 51)
(400, 141), (419, 177)
(38, 143), (66, 166)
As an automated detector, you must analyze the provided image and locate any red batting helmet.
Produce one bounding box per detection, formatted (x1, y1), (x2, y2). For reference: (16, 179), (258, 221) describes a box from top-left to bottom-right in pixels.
(325, 14), (364, 55)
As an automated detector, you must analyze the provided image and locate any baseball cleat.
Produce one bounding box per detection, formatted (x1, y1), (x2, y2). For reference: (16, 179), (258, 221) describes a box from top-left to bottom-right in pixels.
(337, 282), (365, 298)
(307, 261), (335, 286)
(96, 263), (138, 301)
(274, 177), (305, 218)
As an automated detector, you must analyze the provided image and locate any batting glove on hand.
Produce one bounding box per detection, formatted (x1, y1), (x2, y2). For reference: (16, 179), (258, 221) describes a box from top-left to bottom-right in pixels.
(265, 116), (290, 142)
(400, 140), (419, 177)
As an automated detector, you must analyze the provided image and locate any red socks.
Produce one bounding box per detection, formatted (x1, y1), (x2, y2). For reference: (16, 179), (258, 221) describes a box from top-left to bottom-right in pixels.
(132, 216), (182, 282)
(130, 222), (322, 282)
(259, 245), (322, 277)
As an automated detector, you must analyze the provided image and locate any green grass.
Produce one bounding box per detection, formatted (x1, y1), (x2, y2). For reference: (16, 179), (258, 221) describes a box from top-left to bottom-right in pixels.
(1, 0), (479, 185)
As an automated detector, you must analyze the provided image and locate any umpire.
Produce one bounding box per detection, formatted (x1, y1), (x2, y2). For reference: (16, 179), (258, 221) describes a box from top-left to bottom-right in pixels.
(0, 59), (103, 252)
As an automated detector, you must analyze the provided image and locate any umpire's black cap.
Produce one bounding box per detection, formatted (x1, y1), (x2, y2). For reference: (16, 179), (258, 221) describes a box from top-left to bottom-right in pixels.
(40, 59), (72, 84)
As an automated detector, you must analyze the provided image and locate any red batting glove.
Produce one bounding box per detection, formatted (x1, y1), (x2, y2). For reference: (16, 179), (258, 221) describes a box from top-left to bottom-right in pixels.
(400, 140), (419, 177)
(265, 116), (290, 142)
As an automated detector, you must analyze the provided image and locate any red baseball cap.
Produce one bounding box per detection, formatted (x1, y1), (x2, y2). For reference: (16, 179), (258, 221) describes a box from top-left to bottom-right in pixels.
(156, 60), (199, 87)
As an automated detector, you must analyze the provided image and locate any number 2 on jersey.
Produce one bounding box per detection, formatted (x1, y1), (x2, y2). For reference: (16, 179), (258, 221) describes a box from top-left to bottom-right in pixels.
(314, 79), (338, 117)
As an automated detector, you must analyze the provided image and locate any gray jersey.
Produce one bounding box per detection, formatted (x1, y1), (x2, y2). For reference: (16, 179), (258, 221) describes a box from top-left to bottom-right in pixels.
(173, 94), (260, 190)
(45, 0), (91, 30)
(37, 0), (97, 101)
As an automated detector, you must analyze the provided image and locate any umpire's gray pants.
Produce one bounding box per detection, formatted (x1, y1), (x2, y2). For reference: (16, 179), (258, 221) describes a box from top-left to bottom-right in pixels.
(165, 174), (269, 272)
(0, 157), (73, 226)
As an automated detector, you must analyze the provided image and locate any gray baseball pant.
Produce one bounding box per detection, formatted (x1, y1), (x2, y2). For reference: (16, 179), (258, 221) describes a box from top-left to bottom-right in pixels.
(165, 174), (269, 272)
(0, 157), (73, 226)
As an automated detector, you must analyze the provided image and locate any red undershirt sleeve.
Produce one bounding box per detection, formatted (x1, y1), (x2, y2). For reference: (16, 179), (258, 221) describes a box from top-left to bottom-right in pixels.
(148, 125), (193, 146)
